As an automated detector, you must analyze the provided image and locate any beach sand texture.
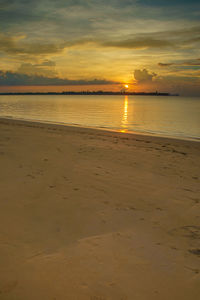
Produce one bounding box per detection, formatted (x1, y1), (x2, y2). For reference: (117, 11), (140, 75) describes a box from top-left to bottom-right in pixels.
(0, 118), (199, 300)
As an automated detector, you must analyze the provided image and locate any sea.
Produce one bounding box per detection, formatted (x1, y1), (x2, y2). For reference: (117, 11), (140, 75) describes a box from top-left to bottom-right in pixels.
(0, 95), (199, 141)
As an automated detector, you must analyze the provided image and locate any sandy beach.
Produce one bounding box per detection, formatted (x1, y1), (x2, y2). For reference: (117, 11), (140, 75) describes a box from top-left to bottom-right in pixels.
(0, 118), (199, 300)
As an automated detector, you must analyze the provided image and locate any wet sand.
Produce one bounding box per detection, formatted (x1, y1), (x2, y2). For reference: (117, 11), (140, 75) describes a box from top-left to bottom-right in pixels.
(0, 118), (200, 300)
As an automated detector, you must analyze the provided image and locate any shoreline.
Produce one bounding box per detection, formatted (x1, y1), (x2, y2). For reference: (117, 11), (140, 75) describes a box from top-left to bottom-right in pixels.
(1, 116), (200, 143)
(0, 117), (199, 299)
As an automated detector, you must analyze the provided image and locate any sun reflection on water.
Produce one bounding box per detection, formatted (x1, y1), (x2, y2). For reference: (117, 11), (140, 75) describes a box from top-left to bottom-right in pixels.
(121, 96), (129, 132)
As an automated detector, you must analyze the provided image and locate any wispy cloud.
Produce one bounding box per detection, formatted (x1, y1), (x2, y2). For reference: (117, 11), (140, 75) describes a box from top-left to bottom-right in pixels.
(0, 33), (67, 56)
(101, 38), (173, 49)
(1, 25), (200, 58)
(158, 58), (200, 67)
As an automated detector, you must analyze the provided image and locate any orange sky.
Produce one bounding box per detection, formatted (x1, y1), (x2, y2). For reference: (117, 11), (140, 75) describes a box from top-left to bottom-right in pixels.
(0, 1), (200, 95)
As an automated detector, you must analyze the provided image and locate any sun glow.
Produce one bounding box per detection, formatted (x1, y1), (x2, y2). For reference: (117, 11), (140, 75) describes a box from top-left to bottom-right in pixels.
(124, 84), (129, 89)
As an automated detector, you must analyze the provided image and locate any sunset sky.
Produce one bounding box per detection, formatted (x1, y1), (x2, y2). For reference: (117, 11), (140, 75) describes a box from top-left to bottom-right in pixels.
(0, 0), (200, 95)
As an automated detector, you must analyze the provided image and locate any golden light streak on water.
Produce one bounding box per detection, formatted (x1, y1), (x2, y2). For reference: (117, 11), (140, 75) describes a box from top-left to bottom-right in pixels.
(121, 96), (129, 132)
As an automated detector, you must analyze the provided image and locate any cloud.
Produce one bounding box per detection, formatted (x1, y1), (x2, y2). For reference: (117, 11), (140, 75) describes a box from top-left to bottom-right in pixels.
(1, 23), (200, 59)
(0, 33), (93, 57)
(0, 70), (116, 86)
(134, 69), (157, 83)
(1, 33), (174, 56)
(97, 25), (200, 50)
(158, 58), (200, 67)
(0, 33), (68, 56)
(39, 60), (56, 66)
(158, 63), (174, 67)
(1, 0), (200, 58)
(139, 0), (200, 6)
(17, 61), (57, 77)
(0, 1), (200, 96)
(102, 38), (173, 49)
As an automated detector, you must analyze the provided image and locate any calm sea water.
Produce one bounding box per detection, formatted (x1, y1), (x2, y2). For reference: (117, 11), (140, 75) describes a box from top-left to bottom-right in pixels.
(0, 95), (200, 140)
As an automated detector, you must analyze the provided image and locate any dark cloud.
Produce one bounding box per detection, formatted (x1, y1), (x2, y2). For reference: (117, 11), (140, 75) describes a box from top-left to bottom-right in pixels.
(39, 60), (56, 66)
(0, 33), (16, 51)
(158, 59), (200, 67)
(139, 0), (200, 6)
(99, 25), (200, 50)
(0, 34), (95, 57)
(102, 38), (173, 49)
(134, 69), (157, 83)
(0, 70), (116, 86)
(158, 63), (174, 67)
(1, 1), (199, 42)
(0, 33), (67, 56)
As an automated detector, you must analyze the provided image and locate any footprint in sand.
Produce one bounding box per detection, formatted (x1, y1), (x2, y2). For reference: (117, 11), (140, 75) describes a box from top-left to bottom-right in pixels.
(189, 248), (200, 257)
(27, 174), (35, 179)
(0, 280), (18, 294)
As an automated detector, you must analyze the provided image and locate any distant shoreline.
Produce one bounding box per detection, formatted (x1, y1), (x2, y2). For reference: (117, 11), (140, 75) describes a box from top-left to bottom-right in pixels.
(0, 91), (178, 96)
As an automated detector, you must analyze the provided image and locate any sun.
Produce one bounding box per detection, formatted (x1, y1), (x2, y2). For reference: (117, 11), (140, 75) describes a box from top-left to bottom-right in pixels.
(124, 84), (129, 89)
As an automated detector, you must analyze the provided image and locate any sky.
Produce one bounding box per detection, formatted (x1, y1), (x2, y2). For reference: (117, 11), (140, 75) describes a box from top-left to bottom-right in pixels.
(0, 0), (200, 95)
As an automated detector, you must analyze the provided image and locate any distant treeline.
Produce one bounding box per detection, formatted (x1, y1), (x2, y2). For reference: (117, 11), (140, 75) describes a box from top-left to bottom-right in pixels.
(0, 91), (178, 96)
